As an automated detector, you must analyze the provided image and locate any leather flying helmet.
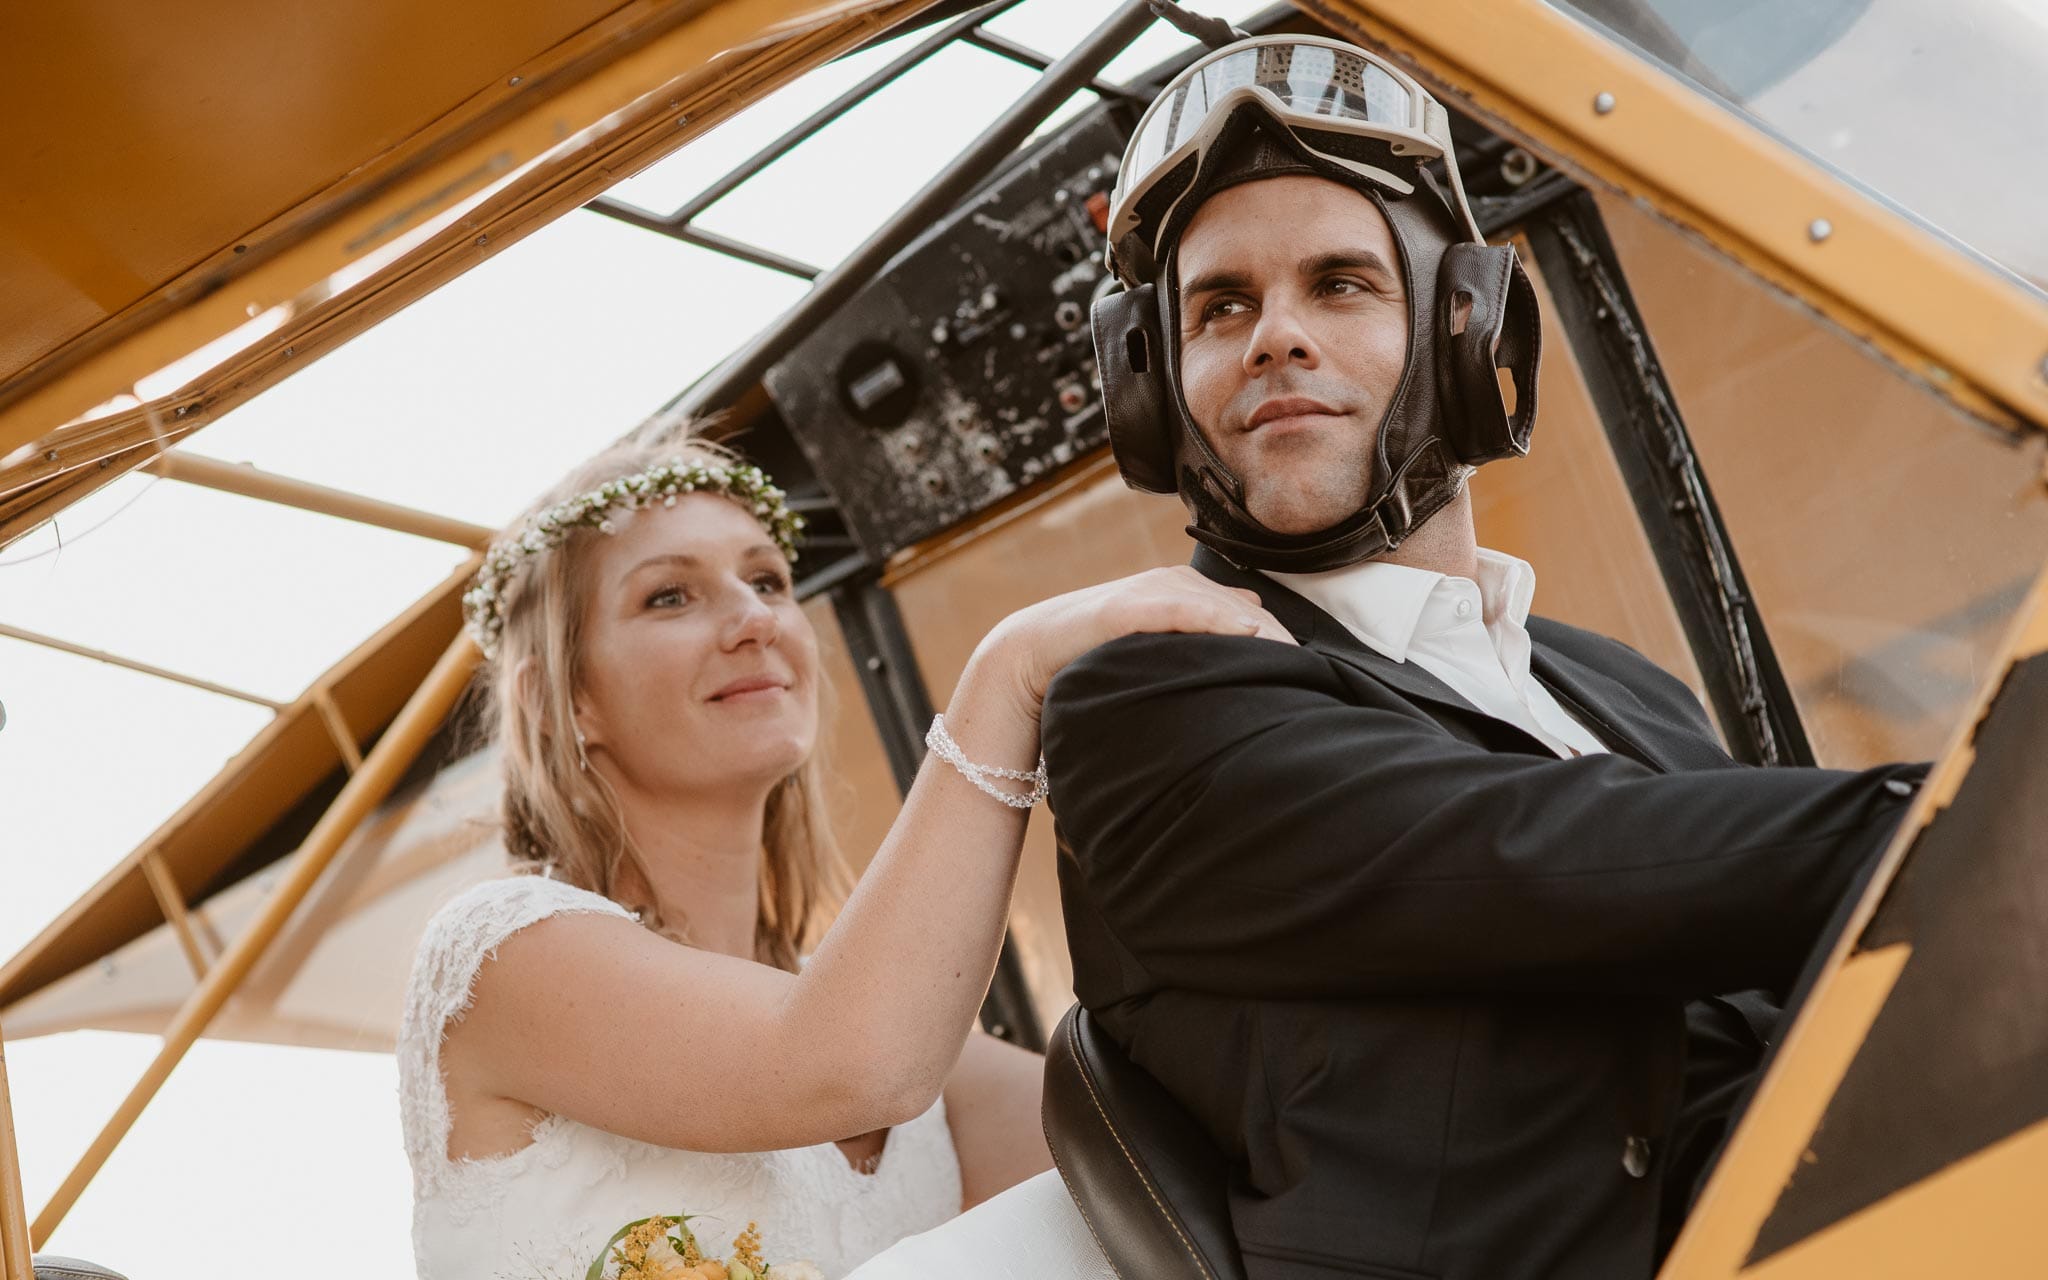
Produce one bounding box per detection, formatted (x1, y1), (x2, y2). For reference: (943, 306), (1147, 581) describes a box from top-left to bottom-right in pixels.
(1092, 35), (1541, 572)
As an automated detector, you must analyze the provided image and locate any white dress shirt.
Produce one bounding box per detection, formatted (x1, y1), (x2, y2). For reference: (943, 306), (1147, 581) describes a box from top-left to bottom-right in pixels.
(1267, 548), (1610, 760)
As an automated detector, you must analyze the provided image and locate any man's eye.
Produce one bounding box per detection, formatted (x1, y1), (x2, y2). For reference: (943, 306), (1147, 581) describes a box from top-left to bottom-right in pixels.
(1321, 277), (1366, 296)
(1203, 297), (1249, 320)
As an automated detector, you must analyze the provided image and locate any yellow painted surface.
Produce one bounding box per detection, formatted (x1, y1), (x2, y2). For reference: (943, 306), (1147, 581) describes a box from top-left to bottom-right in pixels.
(1740, 1120), (2048, 1280)
(1662, 945), (1912, 1280)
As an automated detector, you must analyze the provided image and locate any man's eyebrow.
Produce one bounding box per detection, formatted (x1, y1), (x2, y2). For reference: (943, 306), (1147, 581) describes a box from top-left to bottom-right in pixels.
(1300, 249), (1397, 278)
(1181, 268), (1252, 298)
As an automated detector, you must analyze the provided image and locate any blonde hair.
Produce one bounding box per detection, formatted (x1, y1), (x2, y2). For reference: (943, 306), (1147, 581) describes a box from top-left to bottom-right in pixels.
(483, 422), (849, 971)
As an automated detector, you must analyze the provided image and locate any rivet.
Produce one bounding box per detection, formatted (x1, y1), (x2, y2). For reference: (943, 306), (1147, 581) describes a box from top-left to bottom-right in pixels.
(476, 233), (490, 247)
(1808, 218), (1832, 243)
(283, 346), (295, 357)
(233, 243), (248, 254)
(508, 75), (523, 86)
(43, 449), (59, 462)
(864, 655), (884, 673)
(1593, 92), (1616, 115)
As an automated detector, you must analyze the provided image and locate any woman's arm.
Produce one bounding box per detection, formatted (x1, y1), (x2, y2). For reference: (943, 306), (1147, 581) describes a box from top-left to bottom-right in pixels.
(943, 1029), (1054, 1209)
(444, 569), (1287, 1155)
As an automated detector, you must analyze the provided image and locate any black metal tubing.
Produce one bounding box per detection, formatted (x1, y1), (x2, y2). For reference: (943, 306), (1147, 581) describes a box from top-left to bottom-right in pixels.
(961, 27), (1145, 101)
(585, 199), (822, 279)
(829, 575), (1046, 1049)
(1523, 191), (1813, 767)
(677, 3), (1017, 227)
(678, 0), (1161, 417)
(586, 2), (1025, 279)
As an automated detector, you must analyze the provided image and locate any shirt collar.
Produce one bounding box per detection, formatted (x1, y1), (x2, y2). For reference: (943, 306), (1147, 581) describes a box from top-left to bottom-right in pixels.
(1265, 547), (1538, 665)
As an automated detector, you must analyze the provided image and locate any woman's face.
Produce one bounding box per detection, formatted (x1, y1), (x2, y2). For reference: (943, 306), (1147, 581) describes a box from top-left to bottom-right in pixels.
(574, 492), (819, 799)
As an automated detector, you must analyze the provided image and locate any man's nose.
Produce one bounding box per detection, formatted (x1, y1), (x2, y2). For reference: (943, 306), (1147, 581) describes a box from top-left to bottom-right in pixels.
(1243, 298), (1319, 375)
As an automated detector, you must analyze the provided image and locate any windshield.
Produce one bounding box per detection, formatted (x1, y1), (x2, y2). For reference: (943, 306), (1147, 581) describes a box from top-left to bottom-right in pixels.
(1551, 0), (2048, 295)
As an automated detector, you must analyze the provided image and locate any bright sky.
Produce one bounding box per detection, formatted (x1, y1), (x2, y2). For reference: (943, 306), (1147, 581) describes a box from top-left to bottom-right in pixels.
(0, 4), (1270, 1276)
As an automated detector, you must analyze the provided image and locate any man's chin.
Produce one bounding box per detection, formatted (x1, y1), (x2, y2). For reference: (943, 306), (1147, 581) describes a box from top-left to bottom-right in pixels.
(1247, 491), (1362, 538)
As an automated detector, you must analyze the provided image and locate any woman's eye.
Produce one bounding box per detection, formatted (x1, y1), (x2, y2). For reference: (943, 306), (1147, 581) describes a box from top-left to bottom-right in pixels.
(646, 584), (687, 609)
(752, 571), (791, 596)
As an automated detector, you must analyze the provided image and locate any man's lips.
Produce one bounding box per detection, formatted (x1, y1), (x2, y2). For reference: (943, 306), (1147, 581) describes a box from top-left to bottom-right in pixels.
(1244, 397), (1342, 432)
(709, 675), (789, 702)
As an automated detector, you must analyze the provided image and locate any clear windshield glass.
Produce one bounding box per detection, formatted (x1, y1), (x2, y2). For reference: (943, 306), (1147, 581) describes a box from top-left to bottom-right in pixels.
(1551, 0), (2048, 294)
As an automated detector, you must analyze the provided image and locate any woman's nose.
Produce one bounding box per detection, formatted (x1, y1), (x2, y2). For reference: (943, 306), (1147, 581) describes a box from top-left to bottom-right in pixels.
(721, 584), (780, 649)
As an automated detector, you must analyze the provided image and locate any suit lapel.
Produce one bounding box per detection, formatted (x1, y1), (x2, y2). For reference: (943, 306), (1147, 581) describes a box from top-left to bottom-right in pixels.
(1529, 642), (1680, 773)
(1193, 546), (1684, 771)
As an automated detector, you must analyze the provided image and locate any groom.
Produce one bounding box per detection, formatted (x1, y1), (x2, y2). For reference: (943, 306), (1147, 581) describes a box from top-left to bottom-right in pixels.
(1040, 34), (1925, 1280)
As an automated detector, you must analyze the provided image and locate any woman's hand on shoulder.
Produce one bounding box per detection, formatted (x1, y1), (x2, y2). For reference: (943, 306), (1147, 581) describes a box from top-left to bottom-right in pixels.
(988, 566), (1294, 710)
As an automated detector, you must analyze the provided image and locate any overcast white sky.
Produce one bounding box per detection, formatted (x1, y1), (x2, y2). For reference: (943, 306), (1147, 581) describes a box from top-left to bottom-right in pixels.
(0, 4), (1271, 1276)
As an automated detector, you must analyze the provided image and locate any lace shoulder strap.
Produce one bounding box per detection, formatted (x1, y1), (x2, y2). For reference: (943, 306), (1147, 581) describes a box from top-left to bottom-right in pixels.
(398, 875), (633, 1186)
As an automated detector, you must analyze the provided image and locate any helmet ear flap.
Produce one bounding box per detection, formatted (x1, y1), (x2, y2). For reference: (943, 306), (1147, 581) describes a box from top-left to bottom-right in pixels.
(1436, 243), (1541, 465)
(1091, 283), (1179, 494)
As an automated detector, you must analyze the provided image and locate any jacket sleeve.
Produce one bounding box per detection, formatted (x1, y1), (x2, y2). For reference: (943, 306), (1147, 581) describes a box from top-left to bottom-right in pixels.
(1040, 632), (1923, 1000)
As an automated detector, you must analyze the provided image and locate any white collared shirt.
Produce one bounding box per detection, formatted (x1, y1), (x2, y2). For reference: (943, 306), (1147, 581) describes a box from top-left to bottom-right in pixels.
(1266, 549), (1610, 760)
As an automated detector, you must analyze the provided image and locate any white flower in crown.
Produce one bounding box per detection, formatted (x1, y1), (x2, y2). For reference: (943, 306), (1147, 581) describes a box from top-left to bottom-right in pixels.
(462, 458), (806, 660)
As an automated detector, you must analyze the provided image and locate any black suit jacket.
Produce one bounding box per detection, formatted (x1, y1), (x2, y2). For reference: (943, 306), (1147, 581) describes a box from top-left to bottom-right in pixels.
(1041, 547), (1923, 1280)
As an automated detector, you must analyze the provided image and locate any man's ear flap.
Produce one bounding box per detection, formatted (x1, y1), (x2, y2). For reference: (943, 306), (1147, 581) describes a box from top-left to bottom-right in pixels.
(1436, 243), (1541, 466)
(1091, 283), (1179, 495)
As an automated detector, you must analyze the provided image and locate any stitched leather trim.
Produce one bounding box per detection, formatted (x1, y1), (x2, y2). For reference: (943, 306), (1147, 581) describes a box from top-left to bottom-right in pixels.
(1062, 1013), (1216, 1280)
(1045, 1120), (1129, 1280)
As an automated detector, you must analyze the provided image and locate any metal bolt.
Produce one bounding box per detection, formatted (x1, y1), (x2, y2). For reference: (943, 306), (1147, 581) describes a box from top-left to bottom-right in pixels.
(283, 346), (295, 357)
(1593, 92), (1616, 115)
(476, 234), (490, 247)
(1807, 218), (1832, 243)
(43, 449), (58, 462)
(864, 655), (884, 673)
(1498, 148), (1538, 187)
(508, 75), (523, 86)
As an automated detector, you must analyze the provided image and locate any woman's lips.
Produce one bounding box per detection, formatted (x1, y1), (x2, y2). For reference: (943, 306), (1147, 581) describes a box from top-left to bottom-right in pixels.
(709, 676), (788, 702)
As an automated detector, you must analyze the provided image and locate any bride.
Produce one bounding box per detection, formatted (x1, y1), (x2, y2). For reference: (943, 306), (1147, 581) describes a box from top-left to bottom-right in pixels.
(397, 424), (1288, 1278)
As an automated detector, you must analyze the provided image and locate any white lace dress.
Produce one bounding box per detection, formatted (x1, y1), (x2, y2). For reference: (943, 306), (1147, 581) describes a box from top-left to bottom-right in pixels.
(399, 876), (963, 1280)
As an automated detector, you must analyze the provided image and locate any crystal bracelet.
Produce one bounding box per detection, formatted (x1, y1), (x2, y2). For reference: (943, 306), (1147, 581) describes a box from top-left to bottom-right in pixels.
(925, 713), (1048, 810)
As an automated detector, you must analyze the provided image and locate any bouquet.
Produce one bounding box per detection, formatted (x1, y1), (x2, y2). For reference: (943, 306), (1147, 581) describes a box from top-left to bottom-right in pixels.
(588, 1213), (823, 1280)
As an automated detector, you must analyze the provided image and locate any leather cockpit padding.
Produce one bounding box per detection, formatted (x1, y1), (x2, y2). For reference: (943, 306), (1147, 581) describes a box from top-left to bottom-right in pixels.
(1043, 1004), (1247, 1280)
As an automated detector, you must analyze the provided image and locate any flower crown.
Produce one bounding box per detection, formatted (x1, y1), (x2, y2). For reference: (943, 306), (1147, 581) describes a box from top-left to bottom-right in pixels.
(463, 458), (805, 659)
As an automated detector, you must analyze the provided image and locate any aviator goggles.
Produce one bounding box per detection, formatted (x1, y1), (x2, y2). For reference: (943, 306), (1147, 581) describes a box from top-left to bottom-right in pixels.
(1105, 35), (1481, 279)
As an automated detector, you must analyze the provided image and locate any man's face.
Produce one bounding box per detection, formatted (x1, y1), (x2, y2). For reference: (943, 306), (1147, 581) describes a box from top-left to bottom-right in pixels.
(1176, 175), (1410, 535)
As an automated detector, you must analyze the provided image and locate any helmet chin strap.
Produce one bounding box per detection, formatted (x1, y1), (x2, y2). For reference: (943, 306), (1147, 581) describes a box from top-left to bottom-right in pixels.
(1181, 436), (1468, 574)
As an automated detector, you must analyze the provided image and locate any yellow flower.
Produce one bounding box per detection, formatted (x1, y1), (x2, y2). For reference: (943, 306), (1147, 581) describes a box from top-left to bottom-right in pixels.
(730, 1222), (765, 1273)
